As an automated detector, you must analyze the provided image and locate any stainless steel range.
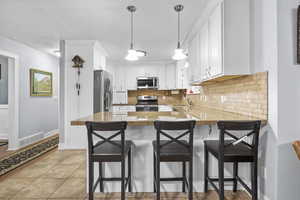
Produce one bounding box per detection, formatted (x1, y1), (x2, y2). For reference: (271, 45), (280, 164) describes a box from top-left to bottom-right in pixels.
(136, 96), (158, 112)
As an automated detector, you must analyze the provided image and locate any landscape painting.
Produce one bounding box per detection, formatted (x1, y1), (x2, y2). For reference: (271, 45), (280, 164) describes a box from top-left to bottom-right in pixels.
(30, 69), (52, 96)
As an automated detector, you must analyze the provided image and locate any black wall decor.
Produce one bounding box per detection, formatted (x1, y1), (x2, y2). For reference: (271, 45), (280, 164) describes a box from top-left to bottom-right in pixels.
(72, 55), (85, 96)
(297, 5), (300, 64)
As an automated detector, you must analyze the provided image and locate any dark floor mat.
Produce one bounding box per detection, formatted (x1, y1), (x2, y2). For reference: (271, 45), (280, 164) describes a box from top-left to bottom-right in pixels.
(0, 136), (59, 176)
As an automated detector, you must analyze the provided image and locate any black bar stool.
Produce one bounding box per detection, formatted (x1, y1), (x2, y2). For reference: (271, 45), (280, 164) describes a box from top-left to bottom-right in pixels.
(204, 121), (261, 200)
(153, 120), (196, 200)
(85, 121), (132, 200)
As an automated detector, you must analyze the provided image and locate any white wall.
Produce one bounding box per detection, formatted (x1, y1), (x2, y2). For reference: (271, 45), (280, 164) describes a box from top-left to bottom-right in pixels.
(0, 35), (59, 141)
(59, 40), (107, 149)
(250, 0), (279, 199)
(276, 0), (300, 199)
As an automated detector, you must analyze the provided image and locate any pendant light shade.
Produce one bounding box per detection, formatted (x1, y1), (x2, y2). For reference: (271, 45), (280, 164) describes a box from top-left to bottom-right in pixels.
(125, 5), (147, 61)
(172, 5), (187, 61)
(172, 48), (187, 60)
(125, 49), (139, 61)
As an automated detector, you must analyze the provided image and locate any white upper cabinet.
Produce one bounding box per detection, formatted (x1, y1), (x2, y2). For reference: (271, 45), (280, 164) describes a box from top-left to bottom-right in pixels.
(199, 22), (209, 80)
(188, 34), (200, 83)
(176, 60), (189, 89)
(187, 0), (250, 83)
(165, 63), (176, 89)
(208, 3), (222, 78)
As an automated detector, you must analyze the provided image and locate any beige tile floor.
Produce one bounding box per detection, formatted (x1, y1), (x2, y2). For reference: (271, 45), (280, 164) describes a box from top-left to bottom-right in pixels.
(0, 149), (251, 200)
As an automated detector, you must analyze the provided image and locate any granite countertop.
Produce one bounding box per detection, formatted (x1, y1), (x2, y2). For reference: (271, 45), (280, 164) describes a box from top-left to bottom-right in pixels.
(71, 106), (266, 126)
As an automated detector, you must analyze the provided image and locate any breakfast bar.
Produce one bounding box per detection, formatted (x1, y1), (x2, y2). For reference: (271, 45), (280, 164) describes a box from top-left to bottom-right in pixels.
(71, 105), (265, 194)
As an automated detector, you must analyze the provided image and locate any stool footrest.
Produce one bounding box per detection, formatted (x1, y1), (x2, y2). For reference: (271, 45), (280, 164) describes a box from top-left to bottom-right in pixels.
(209, 177), (236, 182)
(93, 176), (130, 193)
(206, 176), (252, 195)
(160, 177), (185, 181)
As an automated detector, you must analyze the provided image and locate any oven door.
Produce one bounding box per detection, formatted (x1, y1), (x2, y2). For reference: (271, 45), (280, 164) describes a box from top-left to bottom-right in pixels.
(136, 105), (159, 112)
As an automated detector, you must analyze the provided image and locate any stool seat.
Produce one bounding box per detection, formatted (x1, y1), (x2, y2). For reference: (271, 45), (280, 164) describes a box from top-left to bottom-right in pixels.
(204, 140), (254, 162)
(93, 140), (133, 162)
(153, 140), (190, 161)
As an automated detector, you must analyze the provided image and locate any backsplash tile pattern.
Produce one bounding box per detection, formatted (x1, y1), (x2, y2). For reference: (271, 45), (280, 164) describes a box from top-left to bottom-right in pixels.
(187, 72), (268, 119)
(128, 89), (186, 105)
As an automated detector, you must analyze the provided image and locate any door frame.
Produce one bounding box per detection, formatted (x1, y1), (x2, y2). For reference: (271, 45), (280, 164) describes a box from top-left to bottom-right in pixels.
(0, 49), (19, 150)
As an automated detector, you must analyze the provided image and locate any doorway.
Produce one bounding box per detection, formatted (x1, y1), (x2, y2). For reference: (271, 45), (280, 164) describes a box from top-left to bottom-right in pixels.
(0, 50), (19, 154)
(0, 55), (9, 155)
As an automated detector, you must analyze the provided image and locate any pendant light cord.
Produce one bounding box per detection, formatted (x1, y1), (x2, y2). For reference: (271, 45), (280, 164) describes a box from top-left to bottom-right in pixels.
(177, 11), (181, 49)
(130, 11), (134, 49)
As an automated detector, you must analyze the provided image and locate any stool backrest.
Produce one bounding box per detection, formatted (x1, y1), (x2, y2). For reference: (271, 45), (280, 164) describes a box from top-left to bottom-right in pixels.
(154, 120), (196, 154)
(217, 121), (261, 153)
(85, 121), (128, 157)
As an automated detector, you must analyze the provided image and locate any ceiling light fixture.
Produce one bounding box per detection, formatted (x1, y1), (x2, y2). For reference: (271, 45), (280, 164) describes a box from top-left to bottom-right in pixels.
(172, 5), (187, 61)
(53, 50), (61, 57)
(125, 5), (147, 61)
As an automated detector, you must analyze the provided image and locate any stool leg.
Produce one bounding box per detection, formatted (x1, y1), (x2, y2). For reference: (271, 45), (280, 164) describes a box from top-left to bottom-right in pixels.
(251, 160), (258, 200)
(188, 159), (193, 200)
(99, 162), (104, 192)
(153, 152), (156, 192)
(121, 158), (125, 200)
(204, 144), (208, 193)
(89, 160), (94, 200)
(128, 148), (132, 192)
(218, 160), (224, 200)
(156, 153), (160, 200)
(233, 162), (238, 192)
(182, 161), (186, 192)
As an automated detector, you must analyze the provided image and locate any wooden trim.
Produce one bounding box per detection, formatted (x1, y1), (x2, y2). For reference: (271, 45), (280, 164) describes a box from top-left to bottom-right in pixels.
(292, 141), (300, 160)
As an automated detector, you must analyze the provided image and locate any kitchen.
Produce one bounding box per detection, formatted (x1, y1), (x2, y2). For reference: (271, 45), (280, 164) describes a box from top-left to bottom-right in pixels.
(64, 0), (267, 199)
(0, 0), (299, 200)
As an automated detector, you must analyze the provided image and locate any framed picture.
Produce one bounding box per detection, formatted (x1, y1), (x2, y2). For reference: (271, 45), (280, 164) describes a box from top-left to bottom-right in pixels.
(30, 69), (53, 96)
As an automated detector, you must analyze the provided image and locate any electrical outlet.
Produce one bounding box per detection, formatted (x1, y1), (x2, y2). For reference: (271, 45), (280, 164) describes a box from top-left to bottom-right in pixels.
(221, 96), (227, 103)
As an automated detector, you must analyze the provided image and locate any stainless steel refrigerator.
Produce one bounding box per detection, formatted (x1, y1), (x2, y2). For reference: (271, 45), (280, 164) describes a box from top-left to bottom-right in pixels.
(94, 70), (113, 113)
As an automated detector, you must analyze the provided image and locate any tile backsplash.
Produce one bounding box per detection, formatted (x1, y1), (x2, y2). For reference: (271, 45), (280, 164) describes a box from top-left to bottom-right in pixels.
(128, 89), (186, 105)
(187, 72), (268, 119)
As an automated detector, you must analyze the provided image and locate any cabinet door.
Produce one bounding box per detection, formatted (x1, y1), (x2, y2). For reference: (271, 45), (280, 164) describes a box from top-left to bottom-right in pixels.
(188, 35), (198, 82)
(165, 64), (176, 89)
(199, 22), (209, 80)
(209, 3), (223, 77)
(126, 67), (137, 90)
(158, 66), (166, 90)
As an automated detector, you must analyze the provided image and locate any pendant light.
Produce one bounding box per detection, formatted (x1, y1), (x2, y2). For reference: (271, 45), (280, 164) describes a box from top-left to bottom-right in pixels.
(172, 5), (187, 61)
(125, 5), (147, 61)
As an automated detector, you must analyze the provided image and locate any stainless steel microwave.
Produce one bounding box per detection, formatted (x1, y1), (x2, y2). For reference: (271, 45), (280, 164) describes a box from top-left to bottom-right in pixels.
(137, 77), (159, 90)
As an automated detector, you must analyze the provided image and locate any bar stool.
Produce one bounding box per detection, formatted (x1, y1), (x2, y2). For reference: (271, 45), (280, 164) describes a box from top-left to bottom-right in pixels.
(85, 121), (132, 200)
(204, 121), (261, 200)
(153, 120), (196, 200)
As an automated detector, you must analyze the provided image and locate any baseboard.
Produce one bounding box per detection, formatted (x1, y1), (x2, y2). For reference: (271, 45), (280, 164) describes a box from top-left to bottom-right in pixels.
(0, 133), (8, 140)
(18, 129), (59, 148)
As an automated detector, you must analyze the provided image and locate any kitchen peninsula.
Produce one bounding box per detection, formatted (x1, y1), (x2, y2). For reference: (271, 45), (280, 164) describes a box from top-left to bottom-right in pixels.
(71, 104), (266, 193)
